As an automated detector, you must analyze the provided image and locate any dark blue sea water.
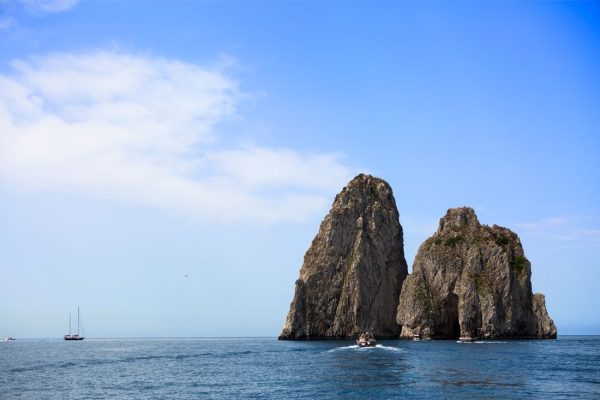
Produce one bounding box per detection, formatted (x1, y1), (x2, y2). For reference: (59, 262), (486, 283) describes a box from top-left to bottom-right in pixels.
(1, 336), (599, 399)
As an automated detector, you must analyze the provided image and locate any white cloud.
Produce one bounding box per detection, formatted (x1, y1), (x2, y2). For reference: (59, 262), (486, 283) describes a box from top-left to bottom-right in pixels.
(205, 147), (349, 190)
(517, 217), (600, 246)
(0, 1), (76, 33)
(0, 50), (353, 223)
(18, 0), (78, 13)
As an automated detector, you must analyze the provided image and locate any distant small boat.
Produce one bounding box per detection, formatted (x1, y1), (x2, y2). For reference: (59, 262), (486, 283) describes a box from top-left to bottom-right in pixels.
(64, 307), (85, 341)
(356, 332), (376, 347)
(413, 334), (421, 341)
(3, 337), (15, 341)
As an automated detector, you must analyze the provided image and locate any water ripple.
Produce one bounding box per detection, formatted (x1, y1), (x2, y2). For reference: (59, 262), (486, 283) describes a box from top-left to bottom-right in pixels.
(1, 337), (599, 399)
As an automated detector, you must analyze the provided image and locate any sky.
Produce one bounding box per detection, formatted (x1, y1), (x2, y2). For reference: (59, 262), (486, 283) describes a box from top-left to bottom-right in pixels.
(0, 1), (598, 338)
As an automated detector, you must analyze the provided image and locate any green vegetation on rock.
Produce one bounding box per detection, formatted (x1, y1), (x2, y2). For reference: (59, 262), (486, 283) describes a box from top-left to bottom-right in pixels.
(445, 235), (464, 247)
(510, 255), (528, 276)
(416, 280), (436, 316)
(472, 272), (492, 296)
(495, 236), (510, 246)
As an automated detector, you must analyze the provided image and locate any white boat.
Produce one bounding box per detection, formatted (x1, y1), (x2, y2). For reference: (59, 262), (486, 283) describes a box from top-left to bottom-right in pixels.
(3, 337), (15, 341)
(64, 307), (85, 341)
(356, 332), (376, 347)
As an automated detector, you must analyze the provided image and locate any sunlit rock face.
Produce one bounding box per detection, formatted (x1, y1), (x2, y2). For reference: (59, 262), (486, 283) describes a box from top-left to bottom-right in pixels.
(279, 174), (408, 339)
(397, 207), (557, 340)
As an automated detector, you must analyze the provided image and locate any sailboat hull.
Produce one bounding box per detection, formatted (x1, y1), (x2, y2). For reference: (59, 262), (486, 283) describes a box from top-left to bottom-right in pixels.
(64, 335), (84, 340)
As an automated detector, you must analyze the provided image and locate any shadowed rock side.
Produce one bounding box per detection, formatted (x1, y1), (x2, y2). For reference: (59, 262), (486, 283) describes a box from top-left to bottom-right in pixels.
(279, 174), (408, 339)
(397, 207), (557, 340)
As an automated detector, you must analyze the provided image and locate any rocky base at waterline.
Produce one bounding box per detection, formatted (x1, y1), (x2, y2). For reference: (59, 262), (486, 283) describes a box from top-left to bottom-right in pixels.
(279, 174), (408, 339)
(397, 207), (557, 340)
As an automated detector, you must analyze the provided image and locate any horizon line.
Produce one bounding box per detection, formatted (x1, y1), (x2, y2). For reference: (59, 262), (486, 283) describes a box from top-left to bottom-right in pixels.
(6, 334), (600, 340)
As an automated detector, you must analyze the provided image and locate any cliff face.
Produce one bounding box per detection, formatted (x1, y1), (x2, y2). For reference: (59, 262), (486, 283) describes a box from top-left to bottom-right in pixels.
(279, 174), (408, 339)
(397, 207), (557, 340)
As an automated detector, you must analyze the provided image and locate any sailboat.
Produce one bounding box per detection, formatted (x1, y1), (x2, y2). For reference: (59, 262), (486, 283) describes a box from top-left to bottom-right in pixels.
(64, 307), (85, 341)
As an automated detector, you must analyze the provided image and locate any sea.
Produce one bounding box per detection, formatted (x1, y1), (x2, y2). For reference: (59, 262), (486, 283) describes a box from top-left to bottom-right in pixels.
(1, 336), (599, 399)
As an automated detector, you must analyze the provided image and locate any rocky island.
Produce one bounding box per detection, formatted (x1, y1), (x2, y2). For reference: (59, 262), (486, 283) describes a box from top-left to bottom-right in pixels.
(279, 174), (409, 339)
(397, 207), (557, 340)
(279, 174), (556, 340)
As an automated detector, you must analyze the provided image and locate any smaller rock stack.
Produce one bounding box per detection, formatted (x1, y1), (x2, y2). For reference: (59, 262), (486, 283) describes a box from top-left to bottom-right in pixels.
(397, 207), (557, 340)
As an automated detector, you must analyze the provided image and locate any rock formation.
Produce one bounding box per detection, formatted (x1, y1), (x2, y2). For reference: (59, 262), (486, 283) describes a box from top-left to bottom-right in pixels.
(397, 207), (557, 340)
(279, 174), (408, 339)
(533, 293), (558, 339)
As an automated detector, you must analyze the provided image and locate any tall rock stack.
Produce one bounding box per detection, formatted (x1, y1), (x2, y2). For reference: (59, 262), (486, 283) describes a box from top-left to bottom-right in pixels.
(397, 207), (557, 340)
(279, 174), (409, 339)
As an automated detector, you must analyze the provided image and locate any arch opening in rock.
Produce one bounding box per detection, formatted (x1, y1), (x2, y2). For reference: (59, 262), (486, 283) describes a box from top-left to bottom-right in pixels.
(447, 293), (461, 339)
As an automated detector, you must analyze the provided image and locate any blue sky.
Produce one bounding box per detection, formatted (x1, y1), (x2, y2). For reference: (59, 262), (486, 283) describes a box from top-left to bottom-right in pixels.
(0, 1), (598, 337)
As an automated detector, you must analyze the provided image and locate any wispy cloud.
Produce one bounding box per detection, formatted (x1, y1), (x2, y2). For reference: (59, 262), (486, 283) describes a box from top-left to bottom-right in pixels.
(0, 50), (353, 223)
(401, 215), (438, 237)
(517, 217), (600, 246)
(0, 16), (16, 30)
(18, 0), (78, 13)
(1, 0), (77, 34)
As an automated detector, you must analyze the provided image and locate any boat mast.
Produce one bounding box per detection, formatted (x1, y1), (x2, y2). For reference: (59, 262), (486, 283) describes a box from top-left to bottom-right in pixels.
(69, 313), (72, 336)
(77, 307), (80, 336)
